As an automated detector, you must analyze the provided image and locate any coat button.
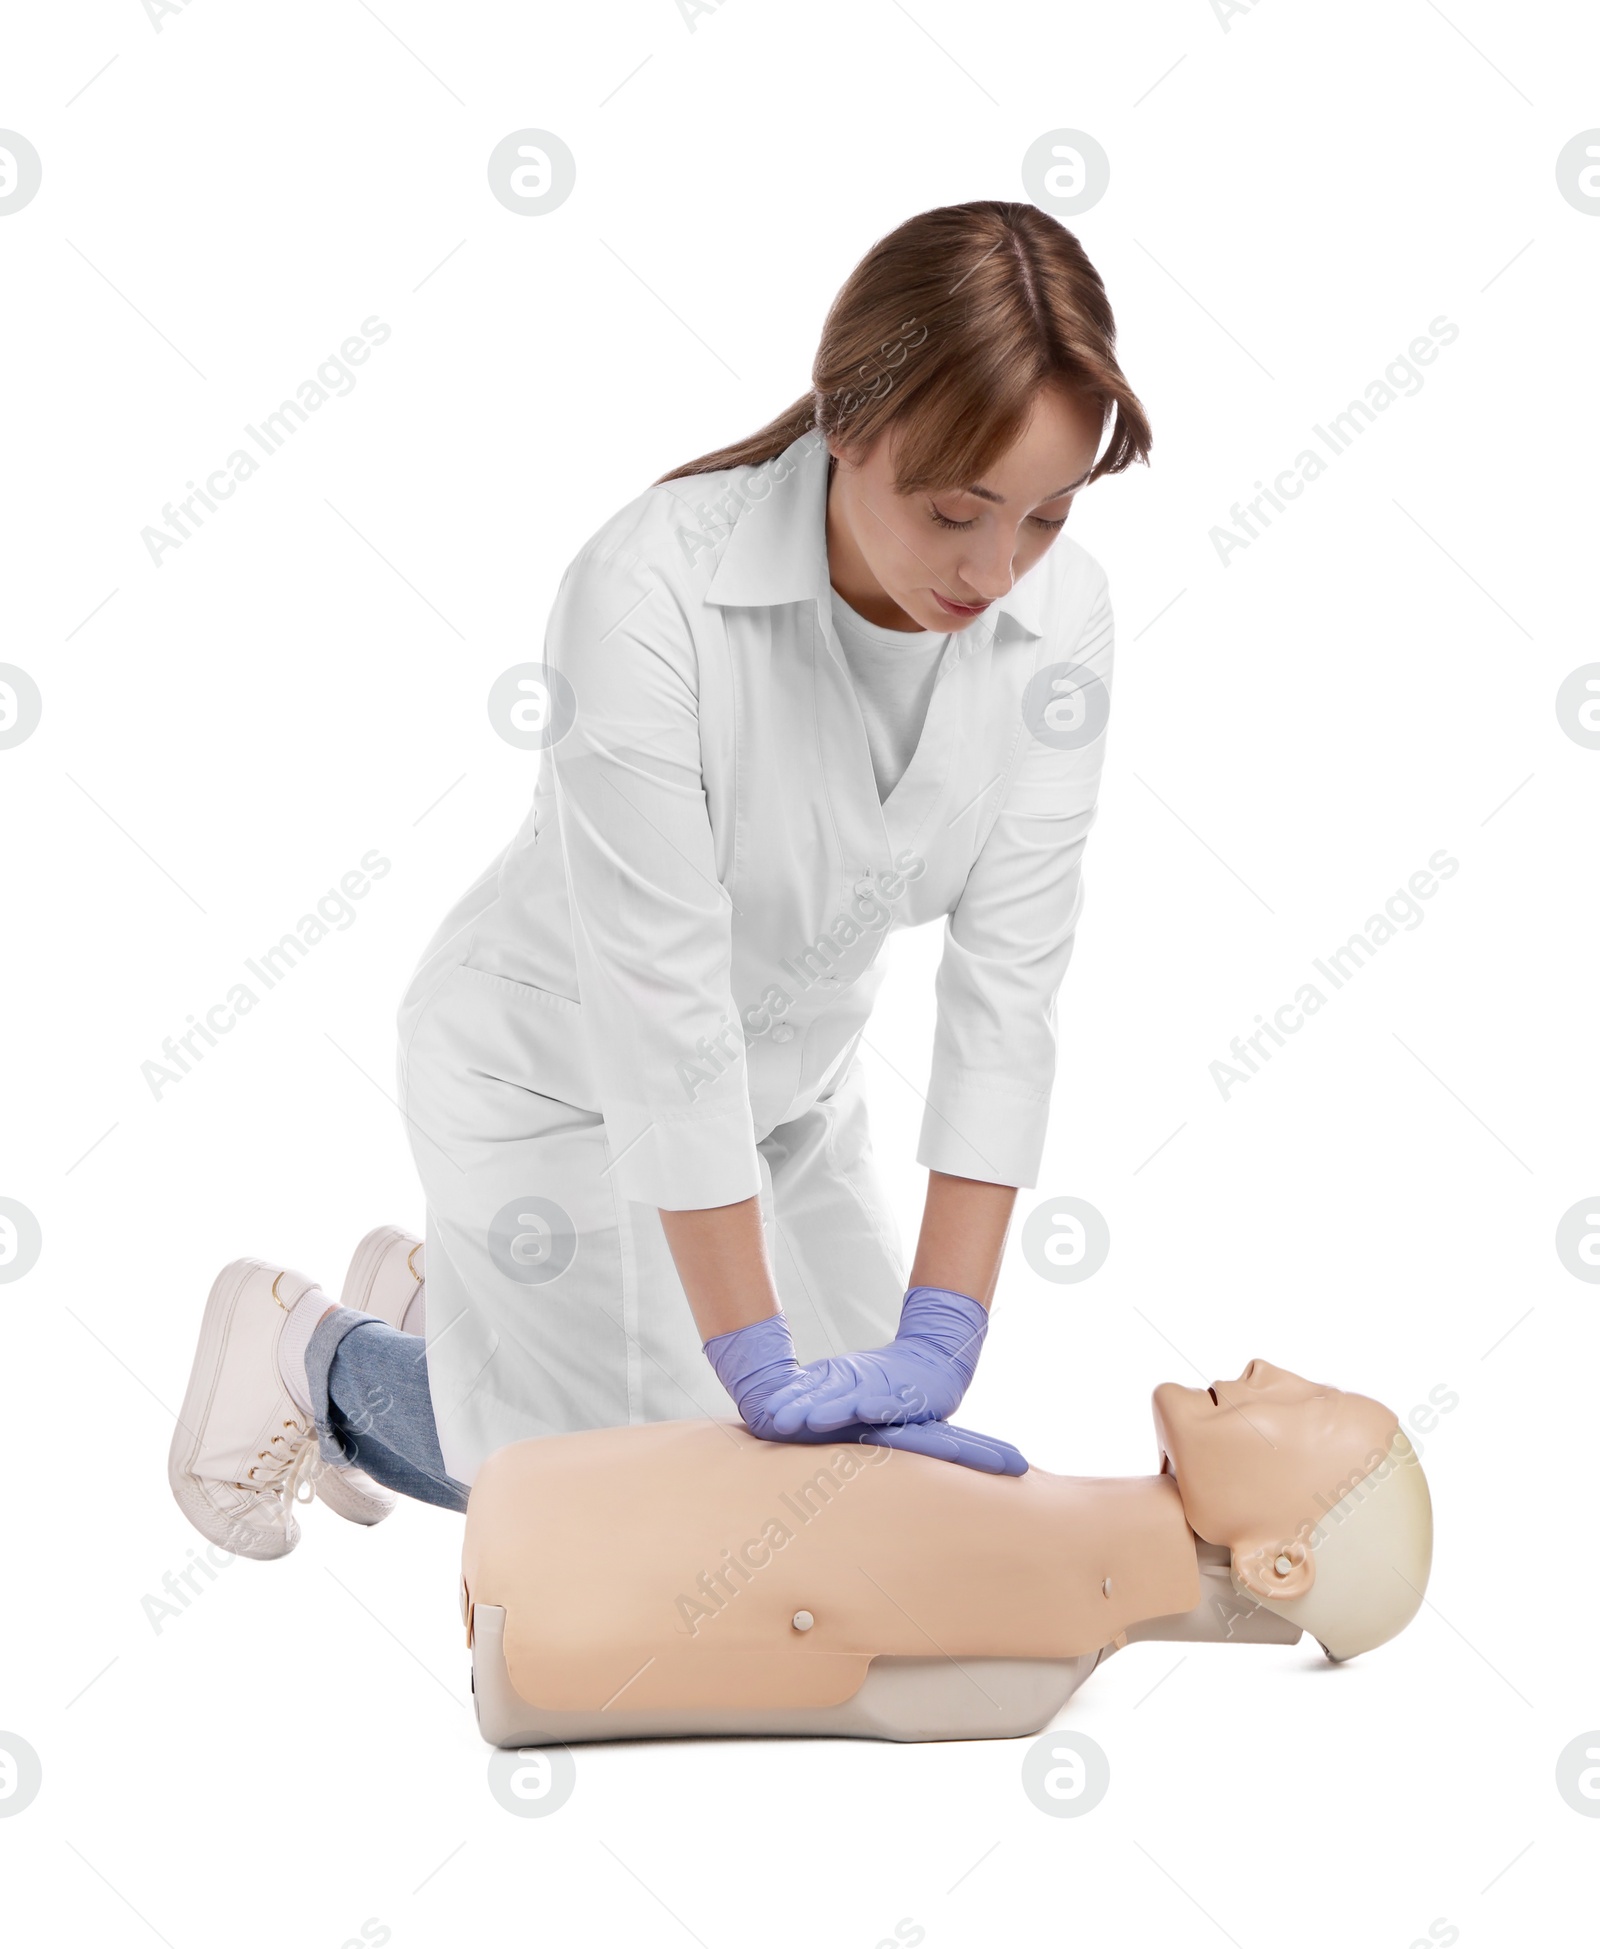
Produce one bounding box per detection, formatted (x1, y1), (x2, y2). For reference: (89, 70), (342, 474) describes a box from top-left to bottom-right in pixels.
(771, 1024), (795, 1043)
(791, 1609), (815, 1632)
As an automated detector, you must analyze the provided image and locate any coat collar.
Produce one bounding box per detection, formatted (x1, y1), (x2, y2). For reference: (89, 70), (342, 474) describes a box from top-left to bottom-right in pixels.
(697, 428), (1050, 643)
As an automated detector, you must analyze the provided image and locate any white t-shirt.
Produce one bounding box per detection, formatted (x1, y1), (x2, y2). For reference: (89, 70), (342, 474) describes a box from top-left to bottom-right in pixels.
(828, 588), (952, 803)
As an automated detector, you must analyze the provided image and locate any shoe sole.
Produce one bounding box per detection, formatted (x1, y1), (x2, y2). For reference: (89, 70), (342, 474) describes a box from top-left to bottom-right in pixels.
(167, 1257), (308, 1562)
(314, 1461), (396, 1526)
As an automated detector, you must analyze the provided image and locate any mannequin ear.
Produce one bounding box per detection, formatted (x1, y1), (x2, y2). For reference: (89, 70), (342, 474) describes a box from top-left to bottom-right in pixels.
(1232, 1537), (1315, 1603)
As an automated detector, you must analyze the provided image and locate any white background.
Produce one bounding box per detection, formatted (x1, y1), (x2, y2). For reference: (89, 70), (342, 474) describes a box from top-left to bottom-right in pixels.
(3, 1), (1597, 1944)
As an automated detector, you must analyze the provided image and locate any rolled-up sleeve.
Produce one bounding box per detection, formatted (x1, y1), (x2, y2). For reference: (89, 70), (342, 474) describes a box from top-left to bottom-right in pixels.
(917, 568), (1115, 1188)
(546, 544), (760, 1210)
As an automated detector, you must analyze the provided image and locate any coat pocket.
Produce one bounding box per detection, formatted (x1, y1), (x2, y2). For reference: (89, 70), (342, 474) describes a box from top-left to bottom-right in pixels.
(433, 961), (600, 1114)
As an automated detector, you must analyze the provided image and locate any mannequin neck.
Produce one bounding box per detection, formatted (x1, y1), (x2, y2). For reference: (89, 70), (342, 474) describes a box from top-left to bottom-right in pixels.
(1128, 1527), (1304, 1650)
(1032, 1471), (1305, 1652)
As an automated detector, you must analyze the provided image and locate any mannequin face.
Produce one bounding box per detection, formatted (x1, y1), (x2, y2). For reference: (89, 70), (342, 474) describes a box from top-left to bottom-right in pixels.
(824, 383), (1106, 633)
(1152, 1361), (1400, 1604)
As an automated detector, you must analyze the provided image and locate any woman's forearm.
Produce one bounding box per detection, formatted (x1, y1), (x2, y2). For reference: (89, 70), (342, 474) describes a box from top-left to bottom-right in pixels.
(665, 1170), (1017, 1345)
(909, 1170), (1018, 1309)
(659, 1196), (783, 1342)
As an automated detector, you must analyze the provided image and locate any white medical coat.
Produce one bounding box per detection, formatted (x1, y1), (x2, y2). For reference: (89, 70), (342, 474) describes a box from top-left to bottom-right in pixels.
(396, 427), (1115, 1483)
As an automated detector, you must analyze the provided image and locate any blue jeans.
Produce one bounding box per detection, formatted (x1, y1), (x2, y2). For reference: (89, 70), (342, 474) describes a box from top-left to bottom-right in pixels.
(304, 1306), (470, 1513)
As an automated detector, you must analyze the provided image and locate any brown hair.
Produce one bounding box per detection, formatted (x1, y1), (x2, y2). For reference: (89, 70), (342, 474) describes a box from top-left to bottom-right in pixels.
(655, 199), (1151, 492)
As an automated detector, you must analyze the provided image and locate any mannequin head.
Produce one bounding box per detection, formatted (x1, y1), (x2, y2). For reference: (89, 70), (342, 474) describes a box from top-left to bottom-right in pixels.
(1153, 1361), (1433, 1659)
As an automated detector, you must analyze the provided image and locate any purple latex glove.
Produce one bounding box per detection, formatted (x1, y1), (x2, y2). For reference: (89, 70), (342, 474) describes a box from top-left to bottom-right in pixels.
(763, 1286), (990, 1436)
(703, 1309), (1026, 1476)
(857, 1418), (1027, 1475)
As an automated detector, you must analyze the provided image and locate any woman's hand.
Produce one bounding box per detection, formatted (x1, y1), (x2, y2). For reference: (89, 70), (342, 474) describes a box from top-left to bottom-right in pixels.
(702, 1307), (1026, 1475)
(860, 1418), (1026, 1474)
(700, 1312), (821, 1443)
(761, 1286), (990, 1434)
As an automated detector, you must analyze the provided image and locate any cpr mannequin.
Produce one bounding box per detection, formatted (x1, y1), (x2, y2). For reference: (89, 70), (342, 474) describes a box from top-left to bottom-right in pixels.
(463, 1360), (1432, 1746)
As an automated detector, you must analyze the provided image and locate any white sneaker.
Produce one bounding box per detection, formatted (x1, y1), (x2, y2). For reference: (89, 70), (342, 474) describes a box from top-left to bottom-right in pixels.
(169, 1259), (336, 1560)
(340, 1224), (425, 1329)
(313, 1455), (397, 1527)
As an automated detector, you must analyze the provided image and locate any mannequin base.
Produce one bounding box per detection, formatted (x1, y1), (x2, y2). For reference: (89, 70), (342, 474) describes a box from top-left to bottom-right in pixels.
(471, 1604), (1103, 1747)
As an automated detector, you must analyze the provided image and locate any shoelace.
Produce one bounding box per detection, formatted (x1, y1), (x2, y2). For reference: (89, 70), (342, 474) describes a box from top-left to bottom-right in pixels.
(234, 1416), (321, 1519)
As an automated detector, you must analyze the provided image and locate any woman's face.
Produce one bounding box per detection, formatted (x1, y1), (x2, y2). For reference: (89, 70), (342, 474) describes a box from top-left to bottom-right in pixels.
(824, 383), (1107, 633)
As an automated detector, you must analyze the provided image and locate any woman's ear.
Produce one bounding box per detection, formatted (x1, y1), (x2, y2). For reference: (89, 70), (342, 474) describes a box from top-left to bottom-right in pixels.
(1232, 1537), (1315, 1603)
